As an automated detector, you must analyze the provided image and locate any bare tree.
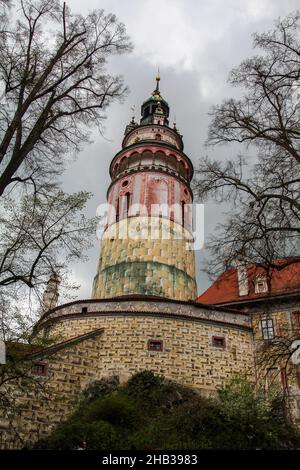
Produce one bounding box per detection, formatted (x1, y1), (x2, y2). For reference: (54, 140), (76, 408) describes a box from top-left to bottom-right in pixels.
(0, 0), (131, 302)
(194, 12), (300, 276)
(0, 188), (95, 293)
(0, 0), (131, 429)
(0, 0), (132, 196)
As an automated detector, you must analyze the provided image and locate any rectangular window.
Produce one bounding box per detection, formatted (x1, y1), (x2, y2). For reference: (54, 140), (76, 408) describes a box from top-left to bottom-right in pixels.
(212, 336), (226, 349)
(261, 319), (275, 340)
(148, 339), (163, 352)
(31, 362), (47, 377)
(293, 311), (300, 334)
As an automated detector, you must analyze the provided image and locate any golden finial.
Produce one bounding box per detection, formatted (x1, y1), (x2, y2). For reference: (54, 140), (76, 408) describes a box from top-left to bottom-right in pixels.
(156, 67), (160, 82)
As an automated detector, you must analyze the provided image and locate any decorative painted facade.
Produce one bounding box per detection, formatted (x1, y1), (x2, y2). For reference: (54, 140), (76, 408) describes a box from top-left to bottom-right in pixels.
(92, 76), (197, 301)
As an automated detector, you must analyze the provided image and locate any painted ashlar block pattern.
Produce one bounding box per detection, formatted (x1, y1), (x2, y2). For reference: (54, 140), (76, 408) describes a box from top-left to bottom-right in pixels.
(92, 218), (196, 301)
(1, 313), (254, 448)
(47, 315), (254, 392)
(93, 261), (197, 301)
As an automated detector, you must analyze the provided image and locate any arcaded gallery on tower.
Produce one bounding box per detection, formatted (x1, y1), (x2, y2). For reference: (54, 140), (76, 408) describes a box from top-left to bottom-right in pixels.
(1, 78), (300, 447)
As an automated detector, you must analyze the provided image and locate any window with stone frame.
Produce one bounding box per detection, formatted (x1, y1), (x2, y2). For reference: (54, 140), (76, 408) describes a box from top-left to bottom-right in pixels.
(31, 362), (48, 377)
(212, 336), (226, 349)
(148, 339), (163, 352)
(261, 318), (275, 340)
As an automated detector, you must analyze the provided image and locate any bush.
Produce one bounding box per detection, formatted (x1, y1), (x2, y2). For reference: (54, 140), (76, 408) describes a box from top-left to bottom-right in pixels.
(45, 419), (118, 450)
(38, 371), (300, 450)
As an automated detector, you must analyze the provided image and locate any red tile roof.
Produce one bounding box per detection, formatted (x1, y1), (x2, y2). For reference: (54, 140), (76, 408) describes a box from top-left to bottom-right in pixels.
(196, 261), (300, 305)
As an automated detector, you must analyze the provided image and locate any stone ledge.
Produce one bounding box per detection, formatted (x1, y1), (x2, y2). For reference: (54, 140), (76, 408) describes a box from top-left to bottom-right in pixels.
(35, 299), (251, 333)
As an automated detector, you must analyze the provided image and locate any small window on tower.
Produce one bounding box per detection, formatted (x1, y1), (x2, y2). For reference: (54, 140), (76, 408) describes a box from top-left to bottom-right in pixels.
(155, 133), (161, 140)
(124, 192), (131, 217)
(116, 198), (120, 222)
(181, 201), (186, 227)
(148, 339), (163, 352)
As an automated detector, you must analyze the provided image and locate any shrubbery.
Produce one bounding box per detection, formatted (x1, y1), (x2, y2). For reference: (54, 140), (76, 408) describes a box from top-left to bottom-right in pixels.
(37, 371), (300, 450)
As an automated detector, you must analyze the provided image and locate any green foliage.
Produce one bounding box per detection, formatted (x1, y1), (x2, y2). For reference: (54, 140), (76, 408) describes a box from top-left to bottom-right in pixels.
(44, 419), (119, 450)
(39, 371), (300, 450)
(83, 395), (137, 428)
(81, 376), (120, 404)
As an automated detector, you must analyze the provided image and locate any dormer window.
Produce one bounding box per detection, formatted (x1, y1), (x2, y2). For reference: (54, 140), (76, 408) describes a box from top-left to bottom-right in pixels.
(255, 276), (268, 294)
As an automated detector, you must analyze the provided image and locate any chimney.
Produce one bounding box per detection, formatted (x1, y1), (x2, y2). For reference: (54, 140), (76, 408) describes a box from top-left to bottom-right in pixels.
(236, 256), (249, 296)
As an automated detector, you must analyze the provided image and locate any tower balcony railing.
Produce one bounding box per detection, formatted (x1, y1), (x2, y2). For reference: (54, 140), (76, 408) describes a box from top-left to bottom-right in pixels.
(112, 151), (191, 182)
(112, 163), (190, 184)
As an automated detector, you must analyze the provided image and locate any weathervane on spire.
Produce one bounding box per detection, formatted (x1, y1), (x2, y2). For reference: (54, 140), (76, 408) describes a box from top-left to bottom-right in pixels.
(173, 114), (177, 129)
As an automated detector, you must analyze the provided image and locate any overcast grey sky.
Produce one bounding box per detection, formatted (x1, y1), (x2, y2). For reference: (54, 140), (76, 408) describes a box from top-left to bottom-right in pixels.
(61, 0), (300, 301)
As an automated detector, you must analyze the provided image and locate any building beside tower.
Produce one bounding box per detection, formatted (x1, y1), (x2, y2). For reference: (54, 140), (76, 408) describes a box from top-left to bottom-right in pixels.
(0, 78), (300, 448)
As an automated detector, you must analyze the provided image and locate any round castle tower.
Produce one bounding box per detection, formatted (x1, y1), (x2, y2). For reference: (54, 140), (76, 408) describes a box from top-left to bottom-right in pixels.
(92, 76), (197, 301)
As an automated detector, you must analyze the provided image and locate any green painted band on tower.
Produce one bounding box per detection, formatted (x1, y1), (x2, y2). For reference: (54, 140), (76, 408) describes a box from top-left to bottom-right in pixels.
(92, 260), (197, 301)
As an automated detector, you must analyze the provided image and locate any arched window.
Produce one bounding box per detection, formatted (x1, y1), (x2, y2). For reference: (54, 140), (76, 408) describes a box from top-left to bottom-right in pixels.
(116, 197), (120, 222)
(181, 201), (186, 227)
(155, 133), (162, 141)
(129, 153), (140, 168)
(141, 151), (153, 166)
(167, 154), (177, 171)
(120, 156), (128, 171)
(154, 151), (166, 168)
(124, 192), (131, 217)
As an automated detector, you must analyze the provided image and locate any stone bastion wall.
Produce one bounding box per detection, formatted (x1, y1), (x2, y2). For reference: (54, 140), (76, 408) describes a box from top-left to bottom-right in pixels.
(1, 299), (255, 448)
